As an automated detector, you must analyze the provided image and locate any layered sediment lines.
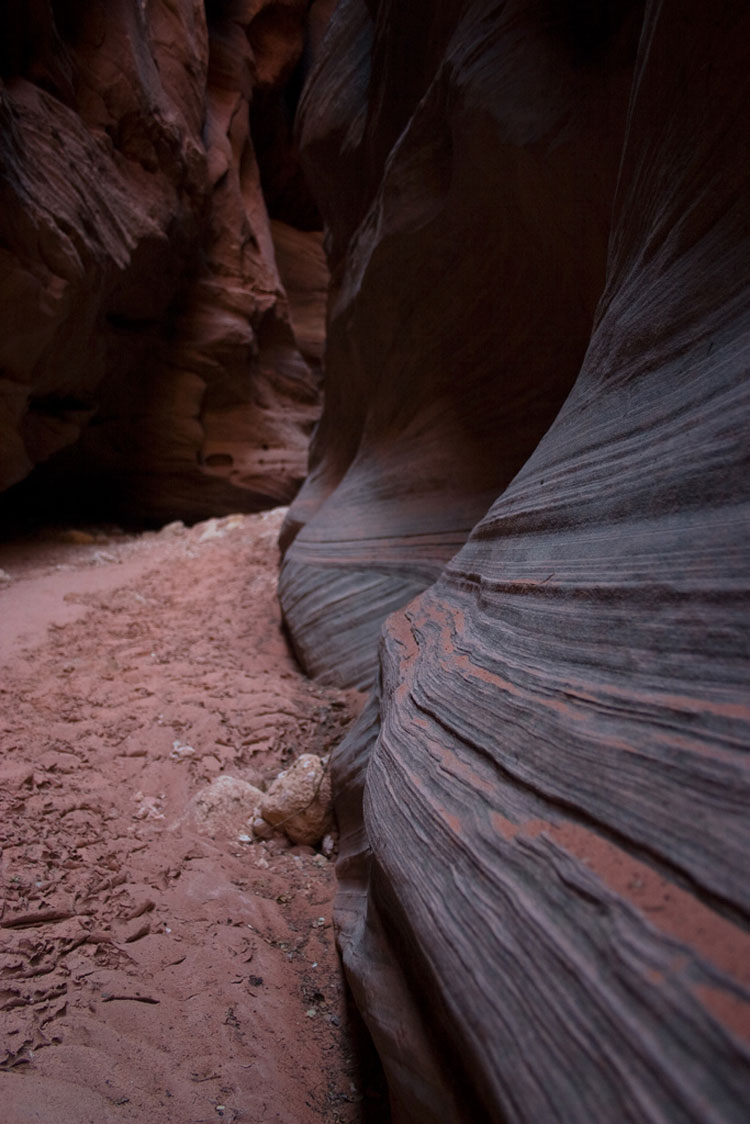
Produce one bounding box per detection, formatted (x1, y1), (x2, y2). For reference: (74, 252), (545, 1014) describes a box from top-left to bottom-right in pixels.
(0, 0), (325, 522)
(278, 0), (639, 687)
(280, 1), (750, 1121)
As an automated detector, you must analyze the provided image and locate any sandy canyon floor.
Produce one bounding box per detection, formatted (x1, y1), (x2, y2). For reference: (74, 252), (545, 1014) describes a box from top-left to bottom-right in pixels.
(0, 508), (370, 1124)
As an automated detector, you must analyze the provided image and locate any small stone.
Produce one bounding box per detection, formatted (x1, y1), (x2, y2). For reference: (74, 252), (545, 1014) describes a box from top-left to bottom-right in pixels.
(186, 775), (264, 839)
(0, 568), (13, 584)
(260, 754), (333, 847)
(198, 518), (223, 541)
(160, 520), (185, 536)
(132, 794), (165, 821)
(169, 740), (195, 760)
(221, 514), (244, 532)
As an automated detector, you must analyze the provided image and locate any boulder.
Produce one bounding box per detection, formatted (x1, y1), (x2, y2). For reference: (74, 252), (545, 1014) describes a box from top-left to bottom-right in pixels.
(187, 775), (264, 841)
(260, 753), (332, 846)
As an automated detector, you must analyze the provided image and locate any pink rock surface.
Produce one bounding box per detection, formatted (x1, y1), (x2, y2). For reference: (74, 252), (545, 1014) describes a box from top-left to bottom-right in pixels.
(0, 0), (325, 523)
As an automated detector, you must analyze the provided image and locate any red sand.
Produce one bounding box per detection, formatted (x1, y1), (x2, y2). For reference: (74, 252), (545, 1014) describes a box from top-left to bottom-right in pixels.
(0, 509), (366, 1124)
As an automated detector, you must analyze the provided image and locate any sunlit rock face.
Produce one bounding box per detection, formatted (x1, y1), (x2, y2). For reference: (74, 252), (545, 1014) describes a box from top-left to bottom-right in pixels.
(0, 0), (325, 523)
(281, 1), (750, 1121)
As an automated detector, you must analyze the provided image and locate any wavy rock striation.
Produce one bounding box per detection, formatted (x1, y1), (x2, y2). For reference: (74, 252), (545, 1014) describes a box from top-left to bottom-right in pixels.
(279, 0), (640, 687)
(281, 1), (750, 1121)
(0, 0), (325, 523)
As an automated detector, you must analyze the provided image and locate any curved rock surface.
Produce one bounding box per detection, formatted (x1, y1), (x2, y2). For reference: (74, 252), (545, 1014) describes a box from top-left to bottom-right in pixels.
(280, 1), (750, 1121)
(0, 0), (324, 523)
(279, 0), (640, 687)
(1, 1), (748, 1120)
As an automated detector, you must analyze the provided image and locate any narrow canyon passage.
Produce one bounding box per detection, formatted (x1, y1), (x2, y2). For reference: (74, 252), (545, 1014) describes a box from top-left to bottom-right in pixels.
(1, 0), (749, 1119)
(0, 509), (370, 1124)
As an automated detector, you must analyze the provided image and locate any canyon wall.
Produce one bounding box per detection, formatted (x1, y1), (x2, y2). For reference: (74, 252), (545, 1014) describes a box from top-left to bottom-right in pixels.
(1, 1), (748, 1120)
(0, 0), (326, 524)
(278, 0), (642, 688)
(280, 1), (750, 1121)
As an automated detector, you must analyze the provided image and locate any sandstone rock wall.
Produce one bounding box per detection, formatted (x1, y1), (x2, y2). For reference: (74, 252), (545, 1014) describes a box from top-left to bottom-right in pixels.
(0, 0), (325, 523)
(280, 1), (750, 1120)
(279, 0), (641, 686)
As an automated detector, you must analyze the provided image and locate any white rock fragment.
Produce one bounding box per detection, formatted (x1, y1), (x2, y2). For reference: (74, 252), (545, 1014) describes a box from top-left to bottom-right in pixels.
(0, 568), (12, 584)
(160, 520), (185, 536)
(251, 812), (275, 840)
(198, 517), (222, 541)
(133, 792), (165, 821)
(260, 754), (333, 846)
(197, 514), (245, 542)
(169, 739), (196, 761)
(223, 514), (245, 531)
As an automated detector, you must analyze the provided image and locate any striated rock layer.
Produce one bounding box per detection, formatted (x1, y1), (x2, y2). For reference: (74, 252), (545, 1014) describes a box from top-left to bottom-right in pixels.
(279, 0), (640, 687)
(281, 1), (750, 1121)
(0, 0), (326, 524)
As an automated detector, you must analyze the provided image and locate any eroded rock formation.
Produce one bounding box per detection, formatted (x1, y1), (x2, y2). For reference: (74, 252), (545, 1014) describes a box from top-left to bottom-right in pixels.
(0, 0), (326, 523)
(280, 1), (750, 1121)
(279, 0), (641, 687)
(1, 0), (748, 1120)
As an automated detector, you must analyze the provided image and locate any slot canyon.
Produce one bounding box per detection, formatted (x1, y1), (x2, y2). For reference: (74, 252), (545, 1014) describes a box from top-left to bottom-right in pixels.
(1, 1), (748, 1122)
